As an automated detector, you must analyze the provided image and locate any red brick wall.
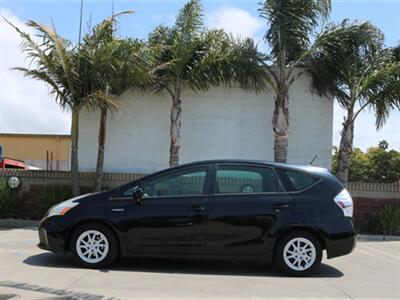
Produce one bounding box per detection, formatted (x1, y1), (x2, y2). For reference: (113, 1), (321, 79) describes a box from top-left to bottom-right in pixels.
(19, 184), (93, 220)
(353, 197), (400, 232)
(20, 185), (42, 219)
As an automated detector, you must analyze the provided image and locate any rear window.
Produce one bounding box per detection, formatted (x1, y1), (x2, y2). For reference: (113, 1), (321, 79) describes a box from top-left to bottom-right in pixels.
(285, 170), (318, 191)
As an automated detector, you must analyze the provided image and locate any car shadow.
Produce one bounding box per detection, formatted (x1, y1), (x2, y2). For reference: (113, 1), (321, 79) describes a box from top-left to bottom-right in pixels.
(23, 253), (344, 278)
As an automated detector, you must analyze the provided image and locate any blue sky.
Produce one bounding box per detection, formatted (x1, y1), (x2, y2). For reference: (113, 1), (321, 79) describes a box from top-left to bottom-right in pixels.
(0, 0), (399, 150)
(2, 0), (399, 45)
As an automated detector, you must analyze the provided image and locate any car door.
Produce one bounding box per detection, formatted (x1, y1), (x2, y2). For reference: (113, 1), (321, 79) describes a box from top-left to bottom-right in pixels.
(206, 163), (293, 255)
(121, 165), (210, 255)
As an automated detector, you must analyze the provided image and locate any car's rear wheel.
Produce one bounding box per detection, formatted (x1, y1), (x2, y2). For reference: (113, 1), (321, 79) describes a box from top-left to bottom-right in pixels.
(274, 230), (322, 276)
(70, 223), (118, 268)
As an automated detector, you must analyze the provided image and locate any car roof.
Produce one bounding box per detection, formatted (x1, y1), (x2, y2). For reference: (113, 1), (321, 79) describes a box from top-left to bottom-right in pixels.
(174, 159), (329, 174)
(110, 159), (335, 194)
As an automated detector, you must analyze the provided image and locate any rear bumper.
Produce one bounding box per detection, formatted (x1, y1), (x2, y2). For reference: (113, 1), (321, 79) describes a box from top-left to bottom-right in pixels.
(37, 216), (68, 253)
(325, 219), (356, 259)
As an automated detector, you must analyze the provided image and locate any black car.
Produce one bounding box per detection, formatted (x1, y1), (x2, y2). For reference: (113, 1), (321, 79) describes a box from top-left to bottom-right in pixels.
(38, 160), (355, 276)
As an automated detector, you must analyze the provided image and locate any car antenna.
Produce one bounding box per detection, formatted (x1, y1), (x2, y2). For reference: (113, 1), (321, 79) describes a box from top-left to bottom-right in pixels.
(309, 155), (318, 165)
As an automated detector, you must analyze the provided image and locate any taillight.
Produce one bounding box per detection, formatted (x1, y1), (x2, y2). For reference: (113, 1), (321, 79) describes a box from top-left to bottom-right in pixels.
(334, 188), (353, 217)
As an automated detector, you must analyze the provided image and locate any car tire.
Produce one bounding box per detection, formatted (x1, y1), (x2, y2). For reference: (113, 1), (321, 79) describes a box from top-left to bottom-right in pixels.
(274, 230), (322, 276)
(70, 223), (118, 269)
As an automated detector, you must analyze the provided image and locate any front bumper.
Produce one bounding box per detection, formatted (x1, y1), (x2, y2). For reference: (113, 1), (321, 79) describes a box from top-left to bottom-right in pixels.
(37, 216), (69, 253)
(38, 226), (50, 250)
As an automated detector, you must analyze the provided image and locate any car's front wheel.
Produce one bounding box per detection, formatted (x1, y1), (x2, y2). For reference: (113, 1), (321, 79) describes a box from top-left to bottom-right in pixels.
(70, 223), (118, 268)
(274, 230), (322, 276)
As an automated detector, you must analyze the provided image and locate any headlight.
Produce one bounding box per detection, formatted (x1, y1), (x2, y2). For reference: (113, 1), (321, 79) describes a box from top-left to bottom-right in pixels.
(47, 200), (79, 217)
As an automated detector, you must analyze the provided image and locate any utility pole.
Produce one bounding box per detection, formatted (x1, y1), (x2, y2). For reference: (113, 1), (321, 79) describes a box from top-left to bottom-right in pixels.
(78, 0), (84, 47)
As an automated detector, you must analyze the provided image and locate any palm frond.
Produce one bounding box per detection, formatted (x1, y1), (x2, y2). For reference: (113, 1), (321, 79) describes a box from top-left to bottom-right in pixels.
(193, 32), (268, 92)
(12, 67), (71, 109)
(81, 12), (154, 104)
(46, 22), (80, 103)
(304, 18), (398, 128)
(259, 0), (331, 62)
(84, 90), (119, 112)
(360, 60), (400, 128)
(305, 20), (384, 104)
(148, 25), (174, 47)
(174, 0), (203, 39)
(148, 8), (269, 96)
(84, 10), (133, 48)
(2, 17), (53, 71)
(4, 17), (85, 110)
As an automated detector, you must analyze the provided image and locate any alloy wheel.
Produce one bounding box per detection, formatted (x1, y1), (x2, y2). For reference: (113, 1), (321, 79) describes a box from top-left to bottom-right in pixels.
(283, 237), (316, 271)
(75, 230), (109, 264)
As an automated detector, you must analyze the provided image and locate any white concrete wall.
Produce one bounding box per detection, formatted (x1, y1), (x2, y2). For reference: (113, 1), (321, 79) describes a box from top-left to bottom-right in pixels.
(78, 73), (333, 173)
(24, 160), (69, 171)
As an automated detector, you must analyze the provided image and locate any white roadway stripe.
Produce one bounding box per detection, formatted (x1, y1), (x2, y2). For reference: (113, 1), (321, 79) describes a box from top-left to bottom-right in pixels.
(0, 248), (39, 255)
(358, 244), (400, 260)
(354, 248), (395, 264)
(355, 246), (398, 265)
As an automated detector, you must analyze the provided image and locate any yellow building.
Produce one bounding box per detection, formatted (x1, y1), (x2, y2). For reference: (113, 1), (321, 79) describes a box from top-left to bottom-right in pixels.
(0, 133), (70, 170)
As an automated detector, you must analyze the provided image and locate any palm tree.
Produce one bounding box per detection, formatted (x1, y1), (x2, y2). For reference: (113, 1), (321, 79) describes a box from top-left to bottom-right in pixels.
(83, 13), (152, 191)
(307, 21), (400, 184)
(258, 0), (386, 164)
(4, 18), (114, 195)
(148, 0), (266, 167)
(257, 0), (332, 162)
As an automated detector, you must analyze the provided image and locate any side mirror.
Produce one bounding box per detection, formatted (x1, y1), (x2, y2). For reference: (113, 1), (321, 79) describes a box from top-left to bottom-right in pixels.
(132, 186), (144, 204)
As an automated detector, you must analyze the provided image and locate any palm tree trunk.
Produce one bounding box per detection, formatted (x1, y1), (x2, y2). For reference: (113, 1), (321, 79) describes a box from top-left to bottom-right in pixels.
(70, 108), (80, 196)
(336, 111), (354, 185)
(273, 44), (290, 163)
(94, 107), (108, 192)
(169, 92), (182, 167)
(273, 90), (289, 163)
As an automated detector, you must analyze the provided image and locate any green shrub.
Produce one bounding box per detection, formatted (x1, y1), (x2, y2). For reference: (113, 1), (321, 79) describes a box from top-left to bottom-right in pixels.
(38, 185), (72, 218)
(370, 205), (400, 235)
(332, 140), (400, 183)
(0, 180), (22, 219)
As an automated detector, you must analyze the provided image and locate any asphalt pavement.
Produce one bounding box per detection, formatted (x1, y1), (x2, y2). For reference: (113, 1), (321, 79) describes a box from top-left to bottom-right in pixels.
(0, 228), (399, 299)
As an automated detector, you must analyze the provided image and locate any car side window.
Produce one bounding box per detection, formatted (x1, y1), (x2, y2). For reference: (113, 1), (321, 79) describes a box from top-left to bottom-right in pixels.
(137, 167), (208, 198)
(285, 170), (318, 191)
(215, 165), (282, 194)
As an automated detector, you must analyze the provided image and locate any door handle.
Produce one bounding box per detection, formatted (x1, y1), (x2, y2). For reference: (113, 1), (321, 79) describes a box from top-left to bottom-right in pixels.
(191, 205), (205, 213)
(272, 204), (289, 211)
(176, 222), (193, 226)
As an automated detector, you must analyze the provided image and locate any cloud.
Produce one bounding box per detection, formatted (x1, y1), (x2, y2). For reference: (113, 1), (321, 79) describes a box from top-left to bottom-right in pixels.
(0, 8), (70, 135)
(206, 6), (263, 39)
(333, 102), (400, 151)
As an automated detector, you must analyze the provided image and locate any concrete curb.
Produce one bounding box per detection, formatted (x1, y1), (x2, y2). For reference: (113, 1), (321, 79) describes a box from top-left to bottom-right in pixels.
(357, 234), (400, 241)
(0, 218), (39, 228)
